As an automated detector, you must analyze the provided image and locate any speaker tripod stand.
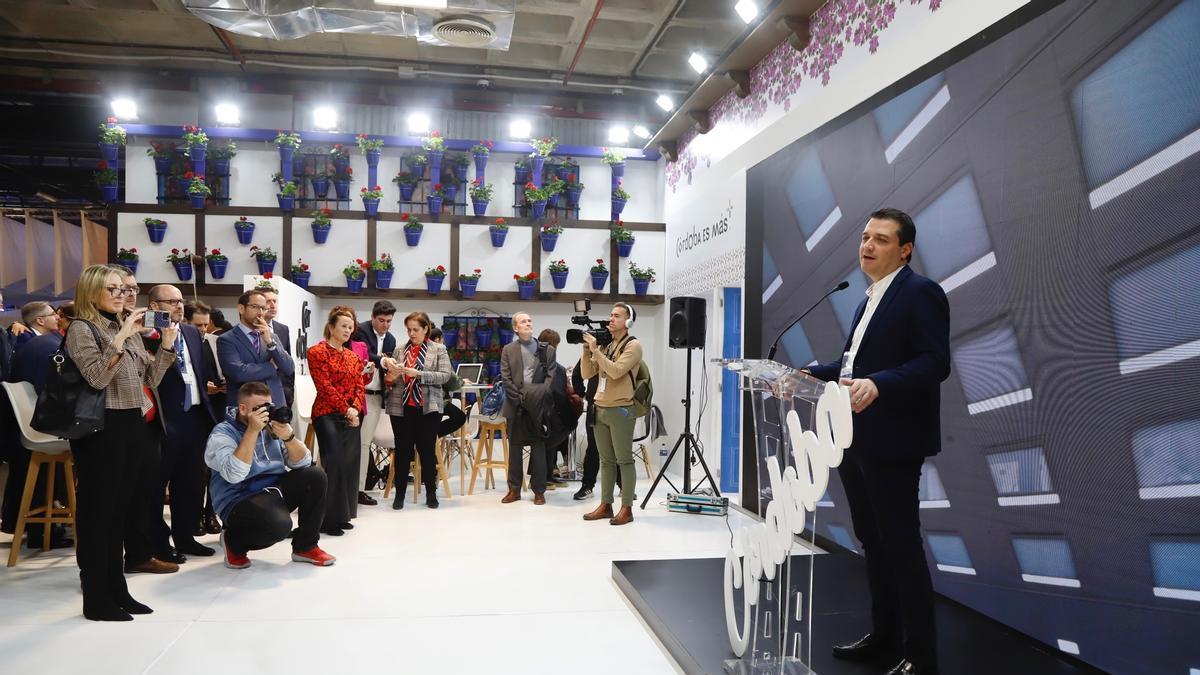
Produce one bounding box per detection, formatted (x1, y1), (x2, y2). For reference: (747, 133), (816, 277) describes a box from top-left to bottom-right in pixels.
(641, 347), (719, 509)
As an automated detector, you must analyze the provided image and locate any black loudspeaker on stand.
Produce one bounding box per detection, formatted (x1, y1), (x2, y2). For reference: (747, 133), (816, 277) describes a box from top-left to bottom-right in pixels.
(642, 297), (719, 509)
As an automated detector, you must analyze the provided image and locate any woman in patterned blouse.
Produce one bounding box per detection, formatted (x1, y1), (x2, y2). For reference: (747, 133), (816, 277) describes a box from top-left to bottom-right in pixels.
(382, 311), (453, 509)
(307, 306), (370, 537)
(68, 264), (176, 621)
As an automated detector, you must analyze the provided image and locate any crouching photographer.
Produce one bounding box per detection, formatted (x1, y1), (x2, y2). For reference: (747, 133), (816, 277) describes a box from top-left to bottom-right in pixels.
(575, 301), (643, 526)
(204, 381), (335, 569)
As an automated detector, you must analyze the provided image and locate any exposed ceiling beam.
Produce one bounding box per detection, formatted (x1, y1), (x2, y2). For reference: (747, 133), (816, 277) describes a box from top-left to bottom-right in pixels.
(209, 26), (246, 71)
(563, 0), (606, 86)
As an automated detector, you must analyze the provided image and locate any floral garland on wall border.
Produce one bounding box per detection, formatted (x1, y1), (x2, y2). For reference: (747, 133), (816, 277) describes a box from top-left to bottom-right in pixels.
(666, 0), (948, 193)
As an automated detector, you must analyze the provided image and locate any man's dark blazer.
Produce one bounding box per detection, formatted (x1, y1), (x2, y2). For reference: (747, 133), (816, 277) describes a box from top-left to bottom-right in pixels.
(808, 265), (950, 460)
(0, 324), (13, 382)
(144, 324), (218, 437)
(271, 320), (294, 407)
(9, 332), (63, 394)
(217, 325), (295, 408)
(352, 320), (396, 370)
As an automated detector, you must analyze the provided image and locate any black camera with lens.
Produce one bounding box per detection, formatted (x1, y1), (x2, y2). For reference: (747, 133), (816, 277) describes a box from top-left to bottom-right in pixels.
(254, 402), (293, 424)
(565, 299), (613, 347)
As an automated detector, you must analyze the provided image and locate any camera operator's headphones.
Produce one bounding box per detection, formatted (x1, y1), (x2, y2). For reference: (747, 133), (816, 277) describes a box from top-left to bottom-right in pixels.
(615, 302), (636, 329)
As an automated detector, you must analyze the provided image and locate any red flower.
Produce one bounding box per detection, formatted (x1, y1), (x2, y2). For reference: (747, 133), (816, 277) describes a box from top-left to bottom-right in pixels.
(431, 131), (441, 138)
(212, 249), (221, 255)
(437, 265), (445, 272)
(184, 171), (194, 179)
(106, 116), (117, 123)
(360, 187), (367, 193)
(472, 179), (481, 186)
(356, 134), (364, 139)
(263, 272), (273, 279)
(513, 274), (520, 280)
(524, 182), (536, 190)
(301, 263), (309, 271)
(401, 213), (409, 219)
(346, 167), (353, 174)
(374, 185), (381, 190)
(474, 268), (481, 273)
(130, 247), (137, 252)
(322, 208), (332, 215)
(616, 220), (623, 226)
(239, 216), (247, 221)
(356, 259), (364, 264)
(96, 160), (108, 169)
(495, 218), (506, 225)
(171, 248), (179, 254)
(433, 183), (443, 191)
(596, 258), (604, 263)
(360, 263), (369, 270)
(530, 272), (538, 279)
(196, 175), (205, 181)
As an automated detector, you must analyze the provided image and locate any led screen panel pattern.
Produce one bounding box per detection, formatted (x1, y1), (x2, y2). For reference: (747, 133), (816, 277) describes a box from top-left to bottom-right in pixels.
(746, 1), (1200, 672)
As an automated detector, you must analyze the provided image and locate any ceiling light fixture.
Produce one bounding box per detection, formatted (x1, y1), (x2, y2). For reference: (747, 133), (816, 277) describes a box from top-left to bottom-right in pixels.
(313, 105), (338, 130)
(689, 52), (709, 74)
(655, 95), (675, 112)
(632, 125), (651, 140)
(214, 102), (240, 126)
(608, 126), (630, 144)
(734, 0), (759, 24)
(510, 119), (531, 139)
(110, 98), (138, 121)
(407, 112), (431, 133)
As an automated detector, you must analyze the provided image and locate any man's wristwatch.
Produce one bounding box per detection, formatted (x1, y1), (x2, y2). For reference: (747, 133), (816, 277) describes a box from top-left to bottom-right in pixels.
(280, 432), (296, 443)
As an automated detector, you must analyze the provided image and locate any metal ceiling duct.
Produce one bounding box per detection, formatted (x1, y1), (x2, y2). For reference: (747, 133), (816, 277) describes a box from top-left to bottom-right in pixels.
(180, 0), (514, 49)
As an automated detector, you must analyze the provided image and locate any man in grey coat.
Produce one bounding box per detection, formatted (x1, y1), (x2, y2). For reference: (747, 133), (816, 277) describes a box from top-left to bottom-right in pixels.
(500, 311), (556, 506)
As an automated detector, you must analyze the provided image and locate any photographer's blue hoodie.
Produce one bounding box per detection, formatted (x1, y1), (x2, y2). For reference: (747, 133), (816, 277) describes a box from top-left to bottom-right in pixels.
(205, 407), (312, 521)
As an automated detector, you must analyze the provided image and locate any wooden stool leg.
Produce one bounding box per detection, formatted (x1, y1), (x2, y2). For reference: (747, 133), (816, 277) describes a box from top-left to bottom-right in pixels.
(435, 439), (452, 498)
(384, 449), (395, 499)
(469, 432), (485, 495)
(43, 457), (57, 551)
(499, 431), (511, 489)
(640, 444), (653, 479)
(63, 456), (78, 540)
(412, 455), (421, 504)
(8, 455), (43, 567)
(483, 429), (495, 490)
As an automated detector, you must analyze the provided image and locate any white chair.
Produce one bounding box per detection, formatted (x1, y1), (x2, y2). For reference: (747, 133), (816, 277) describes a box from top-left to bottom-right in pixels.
(1, 381), (76, 567)
(295, 373), (318, 456)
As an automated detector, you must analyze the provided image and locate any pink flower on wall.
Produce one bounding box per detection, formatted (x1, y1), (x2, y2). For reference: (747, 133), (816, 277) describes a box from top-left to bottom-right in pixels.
(666, 0), (950, 192)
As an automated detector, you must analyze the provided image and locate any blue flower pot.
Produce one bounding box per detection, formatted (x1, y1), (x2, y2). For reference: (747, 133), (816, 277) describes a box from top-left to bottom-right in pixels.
(450, 359), (460, 373)
(426, 150), (444, 178)
(146, 221), (167, 243)
(312, 178), (330, 199)
(279, 146), (294, 175)
(567, 187), (581, 207)
(376, 269), (394, 289)
(312, 225), (331, 244)
(333, 157), (349, 174)
(611, 198), (627, 219)
(473, 200), (488, 216)
(207, 258), (228, 279)
(346, 276), (364, 294)
(256, 258), (276, 275)
(190, 194), (207, 209)
(404, 228), (422, 247)
(190, 143), (207, 176)
(427, 196), (443, 215)
(551, 166), (566, 181)
(551, 270), (568, 289)
(153, 156), (172, 174)
(366, 149), (381, 166)
(425, 275), (444, 294)
(277, 194), (295, 211)
(517, 281), (536, 300)
(101, 184), (119, 203)
(473, 153), (488, 178)
(498, 328), (514, 344)
(210, 159), (230, 176)
(486, 361), (502, 380)
(117, 259), (138, 275)
(490, 228), (508, 247)
(530, 156), (545, 181)
(173, 261), (193, 282)
(617, 238), (635, 257)
(453, 165), (469, 182)
(443, 183), (458, 203)
(409, 160), (426, 178)
(633, 278), (650, 296)
(235, 224), (255, 245)
(547, 192), (560, 209)
(515, 166), (530, 185)
(590, 271), (608, 291)
(399, 184), (415, 201)
(530, 200), (547, 219)
(541, 232), (558, 252)
(610, 162), (625, 178)
(335, 181), (350, 200)
(475, 326), (493, 346)
(442, 329), (458, 348)
(460, 279), (479, 298)
(99, 143), (119, 162)
(363, 197), (380, 217)
(292, 271), (311, 289)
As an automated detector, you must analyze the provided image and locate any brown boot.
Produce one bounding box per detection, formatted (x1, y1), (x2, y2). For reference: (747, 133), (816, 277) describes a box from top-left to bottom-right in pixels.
(583, 503), (614, 521)
(609, 506), (634, 526)
(533, 493), (546, 505)
(501, 489), (521, 504)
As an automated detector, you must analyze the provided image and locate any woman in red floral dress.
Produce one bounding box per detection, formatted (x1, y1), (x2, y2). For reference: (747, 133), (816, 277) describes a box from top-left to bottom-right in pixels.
(307, 306), (371, 536)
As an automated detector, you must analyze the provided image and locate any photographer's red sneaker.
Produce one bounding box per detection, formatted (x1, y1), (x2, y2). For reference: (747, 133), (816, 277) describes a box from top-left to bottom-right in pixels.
(221, 533), (250, 570)
(291, 546), (336, 566)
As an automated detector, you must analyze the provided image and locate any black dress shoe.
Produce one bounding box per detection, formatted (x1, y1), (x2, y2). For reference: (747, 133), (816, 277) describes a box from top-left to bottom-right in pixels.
(357, 491), (377, 506)
(832, 634), (898, 663)
(339, 522), (354, 530)
(205, 513), (223, 535)
(176, 541), (216, 557)
(885, 659), (937, 675)
(155, 548), (187, 564)
(193, 520), (207, 537)
(426, 492), (439, 509)
(320, 527), (344, 537)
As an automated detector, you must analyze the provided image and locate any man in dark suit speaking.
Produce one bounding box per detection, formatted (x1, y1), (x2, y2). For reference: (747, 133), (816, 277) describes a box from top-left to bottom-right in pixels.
(807, 208), (950, 675)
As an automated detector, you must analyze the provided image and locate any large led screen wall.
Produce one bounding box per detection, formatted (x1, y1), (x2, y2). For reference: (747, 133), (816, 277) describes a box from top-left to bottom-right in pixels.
(746, 1), (1200, 672)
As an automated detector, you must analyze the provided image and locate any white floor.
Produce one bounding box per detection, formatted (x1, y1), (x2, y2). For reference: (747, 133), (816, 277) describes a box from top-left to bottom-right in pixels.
(0, 473), (755, 675)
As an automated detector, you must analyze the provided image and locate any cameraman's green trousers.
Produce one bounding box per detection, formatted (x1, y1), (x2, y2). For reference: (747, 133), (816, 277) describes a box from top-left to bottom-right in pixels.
(595, 405), (637, 508)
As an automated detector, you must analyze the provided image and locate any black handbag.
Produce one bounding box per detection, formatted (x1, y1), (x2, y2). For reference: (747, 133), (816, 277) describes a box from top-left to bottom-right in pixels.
(31, 320), (108, 440)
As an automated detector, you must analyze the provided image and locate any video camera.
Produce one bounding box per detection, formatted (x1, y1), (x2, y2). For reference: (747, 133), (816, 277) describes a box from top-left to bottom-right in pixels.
(253, 402), (293, 424)
(565, 299), (613, 347)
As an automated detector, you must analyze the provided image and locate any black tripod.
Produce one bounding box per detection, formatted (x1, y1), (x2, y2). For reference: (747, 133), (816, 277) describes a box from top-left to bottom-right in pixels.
(641, 347), (719, 509)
